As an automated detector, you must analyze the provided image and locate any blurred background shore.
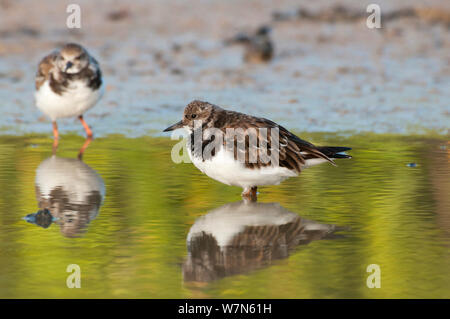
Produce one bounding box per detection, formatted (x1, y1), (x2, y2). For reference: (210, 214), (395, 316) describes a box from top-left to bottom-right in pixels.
(0, 0), (449, 137)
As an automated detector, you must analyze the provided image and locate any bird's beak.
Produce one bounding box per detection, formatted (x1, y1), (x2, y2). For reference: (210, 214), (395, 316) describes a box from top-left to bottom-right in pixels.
(163, 120), (184, 132)
(23, 212), (37, 223)
(23, 209), (58, 228)
(64, 61), (73, 72)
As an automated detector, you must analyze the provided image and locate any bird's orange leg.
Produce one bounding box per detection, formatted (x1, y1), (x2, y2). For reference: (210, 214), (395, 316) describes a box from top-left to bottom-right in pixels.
(78, 115), (93, 138)
(52, 121), (59, 154)
(78, 137), (93, 160)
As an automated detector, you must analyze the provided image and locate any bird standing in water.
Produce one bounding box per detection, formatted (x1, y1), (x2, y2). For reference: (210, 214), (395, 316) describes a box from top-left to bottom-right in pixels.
(164, 100), (351, 201)
(34, 43), (103, 155)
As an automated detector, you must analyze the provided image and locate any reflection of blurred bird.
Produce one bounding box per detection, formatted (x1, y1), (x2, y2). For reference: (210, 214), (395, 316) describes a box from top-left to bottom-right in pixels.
(225, 25), (274, 63)
(35, 43), (103, 151)
(183, 200), (344, 282)
(26, 156), (105, 237)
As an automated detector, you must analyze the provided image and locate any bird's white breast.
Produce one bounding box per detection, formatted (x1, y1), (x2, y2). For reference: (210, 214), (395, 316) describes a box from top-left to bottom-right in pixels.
(187, 142), (297, 188)
(35, 80), (103, 120)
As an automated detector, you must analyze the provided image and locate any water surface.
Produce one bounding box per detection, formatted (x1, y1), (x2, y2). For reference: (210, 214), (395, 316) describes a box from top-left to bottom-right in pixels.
(0, 133), (448, 298)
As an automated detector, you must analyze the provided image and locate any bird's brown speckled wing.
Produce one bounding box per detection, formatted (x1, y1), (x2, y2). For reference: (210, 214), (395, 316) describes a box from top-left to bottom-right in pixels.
(213, 109), (333, 172)
(35, 51), (58, 90)
(83, 56), (102, 90)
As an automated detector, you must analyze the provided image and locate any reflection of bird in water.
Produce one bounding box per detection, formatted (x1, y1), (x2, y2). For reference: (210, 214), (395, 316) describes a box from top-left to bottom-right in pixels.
(183, 200), (344, 282)
(225, 25), (274, 63)
(24, 156), (105, 237)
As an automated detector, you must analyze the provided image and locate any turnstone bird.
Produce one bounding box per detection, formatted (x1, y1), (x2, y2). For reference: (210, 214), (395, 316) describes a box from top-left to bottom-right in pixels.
(225, 25), (274, 63)
(27, 155), (105, 237)
(34, 43), (103, 152)
(164, 100), (351, 200)
(183, 200), (341, 282)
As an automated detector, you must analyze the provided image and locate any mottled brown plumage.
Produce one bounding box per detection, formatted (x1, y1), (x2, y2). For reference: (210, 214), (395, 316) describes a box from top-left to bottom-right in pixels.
(35, 52), (57, 90)
(34, 185), (102, 238)
(35, 43), (102, 95)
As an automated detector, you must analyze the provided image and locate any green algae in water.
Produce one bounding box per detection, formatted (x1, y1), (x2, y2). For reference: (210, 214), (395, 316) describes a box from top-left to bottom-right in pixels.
(0, 133), (448, 298)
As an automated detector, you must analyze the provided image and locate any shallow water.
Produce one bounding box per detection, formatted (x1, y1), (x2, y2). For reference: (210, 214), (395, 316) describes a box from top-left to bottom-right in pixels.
(0, 133), (448, 298)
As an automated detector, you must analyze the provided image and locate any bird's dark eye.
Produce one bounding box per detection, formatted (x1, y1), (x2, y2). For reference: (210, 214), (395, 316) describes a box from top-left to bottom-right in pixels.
(75, 53), (86, 61)
(191, 114), (197, 119)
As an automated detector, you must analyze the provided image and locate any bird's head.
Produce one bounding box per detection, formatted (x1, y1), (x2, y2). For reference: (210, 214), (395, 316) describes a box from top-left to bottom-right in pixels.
(56, 43), (89, 74)
(164, 100), (217, 132)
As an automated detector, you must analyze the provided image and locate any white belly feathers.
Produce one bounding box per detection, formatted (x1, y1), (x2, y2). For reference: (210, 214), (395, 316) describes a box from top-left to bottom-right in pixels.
(35, 80), (103, 120)
(187, 144), (297, 188)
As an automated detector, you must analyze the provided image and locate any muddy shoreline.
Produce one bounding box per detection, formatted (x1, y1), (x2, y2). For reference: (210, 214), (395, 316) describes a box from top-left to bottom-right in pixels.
(0, 0), (448, 137)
